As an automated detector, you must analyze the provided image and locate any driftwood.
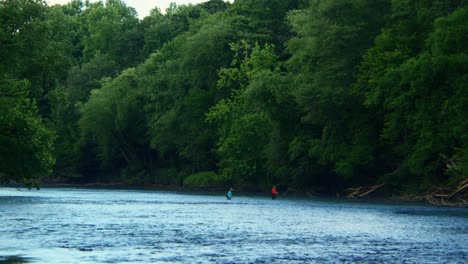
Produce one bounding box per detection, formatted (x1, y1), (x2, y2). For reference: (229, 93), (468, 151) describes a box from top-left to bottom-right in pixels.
(347, 184), (385, 198)
(424, 179), (468, 207)
(448, 183), (468, 201)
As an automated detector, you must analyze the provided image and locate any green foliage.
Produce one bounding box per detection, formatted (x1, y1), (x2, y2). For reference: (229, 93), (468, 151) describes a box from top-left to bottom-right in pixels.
(0, 79), (55, 186)
(286, 0), (390, 190)
(354, 0), (468, 190)
(0, 0), (48, 77)
(79, 68), (149, 173)
(200, 0), (230, 14)
(2, 0), (466, 195)
(139, 8), (175, 58)
(80, 0), (141, 67)
(207, 42), (287, 189)
(142, 11), (240, 177)
(183, 171), (225, 188)
(229, 0), (301, 47)
(0, 0), (59, 186)
(0, 0), (76, 116)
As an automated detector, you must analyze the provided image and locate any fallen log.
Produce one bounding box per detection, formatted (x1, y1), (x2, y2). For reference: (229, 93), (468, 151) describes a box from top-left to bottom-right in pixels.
(358, 184), (385, 198)
(347, 184), (385, 198)
(448, 183), (468, 201)
(423, 180), (468, 207)
(347, 186), (366, 198)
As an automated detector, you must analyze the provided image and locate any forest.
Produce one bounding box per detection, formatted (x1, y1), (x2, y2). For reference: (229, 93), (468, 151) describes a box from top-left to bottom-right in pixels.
(1, 0), (467, 197)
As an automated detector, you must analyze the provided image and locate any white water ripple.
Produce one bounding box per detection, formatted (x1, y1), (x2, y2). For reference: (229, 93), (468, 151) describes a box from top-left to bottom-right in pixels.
(0, 187), (467, 263)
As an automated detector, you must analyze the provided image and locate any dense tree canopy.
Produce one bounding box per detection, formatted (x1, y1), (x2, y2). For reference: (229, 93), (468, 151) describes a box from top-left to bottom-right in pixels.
(1, 0), (466, 195)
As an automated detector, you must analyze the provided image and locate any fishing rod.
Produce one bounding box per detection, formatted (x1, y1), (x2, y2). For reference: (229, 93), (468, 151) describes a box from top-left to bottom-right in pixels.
(281, 188), (298, 196)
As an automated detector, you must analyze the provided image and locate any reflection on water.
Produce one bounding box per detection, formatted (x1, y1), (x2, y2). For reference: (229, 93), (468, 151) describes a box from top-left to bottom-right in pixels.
(0, 255), (33, 264)
(394, 208), (468, 218)
(0, 187), (467, 263)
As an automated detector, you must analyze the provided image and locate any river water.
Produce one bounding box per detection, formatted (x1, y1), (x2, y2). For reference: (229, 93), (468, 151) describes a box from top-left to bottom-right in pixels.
(0, 187), (467, 263)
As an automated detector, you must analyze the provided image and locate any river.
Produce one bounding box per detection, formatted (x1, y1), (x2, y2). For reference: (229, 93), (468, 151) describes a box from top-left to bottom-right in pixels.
(0, 187), (467, 263)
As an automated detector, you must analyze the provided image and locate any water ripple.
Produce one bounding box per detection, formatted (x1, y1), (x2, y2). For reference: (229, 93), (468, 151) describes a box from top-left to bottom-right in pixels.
(0, 187), (466, 263)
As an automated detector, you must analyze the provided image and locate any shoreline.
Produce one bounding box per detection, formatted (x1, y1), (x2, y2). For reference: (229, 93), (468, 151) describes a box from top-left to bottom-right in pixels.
(4, 181), (466, 207)
(3, 182), (427, 204)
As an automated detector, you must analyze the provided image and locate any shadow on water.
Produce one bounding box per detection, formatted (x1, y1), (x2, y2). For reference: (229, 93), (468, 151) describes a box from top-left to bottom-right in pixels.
(0, 196), (44, 204)
(0, 256), (34, 264)
(395, 208), (468, 218)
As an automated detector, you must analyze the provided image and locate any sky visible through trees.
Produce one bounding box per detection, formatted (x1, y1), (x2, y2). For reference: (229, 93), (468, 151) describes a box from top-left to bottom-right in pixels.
(47, 0), (232, 17)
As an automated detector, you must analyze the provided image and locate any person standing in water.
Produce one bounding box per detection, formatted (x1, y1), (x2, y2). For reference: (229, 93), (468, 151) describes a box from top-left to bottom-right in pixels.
(226, 188), (233, 200)
(271, 186), (279, 200)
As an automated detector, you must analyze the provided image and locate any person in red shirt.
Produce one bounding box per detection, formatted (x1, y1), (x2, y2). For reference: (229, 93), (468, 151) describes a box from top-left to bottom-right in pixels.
(271, 186), (279, 200)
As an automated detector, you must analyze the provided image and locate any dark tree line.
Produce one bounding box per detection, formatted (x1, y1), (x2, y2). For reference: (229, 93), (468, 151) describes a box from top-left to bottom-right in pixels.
(1, 0), (466, 195)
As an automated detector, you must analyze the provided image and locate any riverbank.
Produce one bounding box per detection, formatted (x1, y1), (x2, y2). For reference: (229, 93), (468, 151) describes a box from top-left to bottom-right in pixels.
(0, 182), (438, 206)
(5, 179), (467, 208)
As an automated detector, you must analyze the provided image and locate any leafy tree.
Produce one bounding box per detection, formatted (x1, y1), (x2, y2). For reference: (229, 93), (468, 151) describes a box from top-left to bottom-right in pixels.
(207, 42), (287, 189)
(0, 0), (59, 185)
(0, 80), (55, 186)
(355, 1), (467, 191)
(141, 11), (239, 183)
(286, 0), (390, 192)
(139, 8), (174, 59)
(228, 0), (301, 48)
(80, 0), (142, 68)
(51, 0), (146, 180)
(79, 68), (152, 183)
(0, 0), (65, 115)
(354, 0), (466, 191)
(199, 0), (230, 14)
(165, 2), (203, 37)
(4, 0), (464, 195)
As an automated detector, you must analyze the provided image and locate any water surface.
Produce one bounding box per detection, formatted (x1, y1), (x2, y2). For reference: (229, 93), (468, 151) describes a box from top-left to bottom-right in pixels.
(0, 187), (467, 263)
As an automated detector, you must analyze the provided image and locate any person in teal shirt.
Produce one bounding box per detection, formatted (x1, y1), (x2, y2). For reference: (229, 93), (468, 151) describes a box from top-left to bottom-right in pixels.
(226, 188), (233, 200)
